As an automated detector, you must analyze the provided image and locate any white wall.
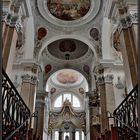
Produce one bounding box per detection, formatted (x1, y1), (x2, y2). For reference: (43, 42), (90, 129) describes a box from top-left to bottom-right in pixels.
(102, 17), (113, 60)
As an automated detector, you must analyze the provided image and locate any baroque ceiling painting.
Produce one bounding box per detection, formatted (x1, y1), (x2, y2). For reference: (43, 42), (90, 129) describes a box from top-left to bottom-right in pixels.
(59, 40), (76, 52)
(56, 70), (78, 84)
(47, 0), (90, 21)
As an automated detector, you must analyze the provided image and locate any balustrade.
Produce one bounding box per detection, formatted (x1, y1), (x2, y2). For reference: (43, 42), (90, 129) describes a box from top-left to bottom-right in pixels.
(113, 85), (138, 140)
(2, 68), (38, 140)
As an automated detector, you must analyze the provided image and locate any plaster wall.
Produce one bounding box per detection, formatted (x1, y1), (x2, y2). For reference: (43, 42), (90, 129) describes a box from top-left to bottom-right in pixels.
(102, 17), (113, 60)
(24, 16), (35, 59)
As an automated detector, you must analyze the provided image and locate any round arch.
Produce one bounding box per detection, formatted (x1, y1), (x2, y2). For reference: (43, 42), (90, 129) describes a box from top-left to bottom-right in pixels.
(44, 68), (90, 92)
(38, 35), (98, 62)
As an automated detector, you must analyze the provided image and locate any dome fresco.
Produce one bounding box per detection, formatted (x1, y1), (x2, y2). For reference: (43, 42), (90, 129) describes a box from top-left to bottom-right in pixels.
(47, 0), (90, 21)
(47, 39), (89, 60)
(57, 70), (78, 84)
(51, 69), (84, 86)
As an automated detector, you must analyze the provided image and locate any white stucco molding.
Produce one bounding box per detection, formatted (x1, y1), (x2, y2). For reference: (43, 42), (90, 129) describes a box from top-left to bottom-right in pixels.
(37, 0), (101, 28)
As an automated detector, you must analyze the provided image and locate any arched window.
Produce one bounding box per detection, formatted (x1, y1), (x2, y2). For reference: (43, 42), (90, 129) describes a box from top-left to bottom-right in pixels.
(63, 132), (70, 140)
(73, 96), (80, 107)
(75, 131), (80, 140)
(55, 131), (59, 140)
(54, 93), (81, 108)
(54, 95), (62, 107)
(82, 131), (84, 140)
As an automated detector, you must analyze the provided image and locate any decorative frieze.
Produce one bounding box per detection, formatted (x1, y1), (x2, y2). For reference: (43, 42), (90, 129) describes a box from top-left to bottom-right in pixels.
(21, 74), (37, 84)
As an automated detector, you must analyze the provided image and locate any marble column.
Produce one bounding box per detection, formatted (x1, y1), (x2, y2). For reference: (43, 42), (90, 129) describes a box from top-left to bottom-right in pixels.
(104, 74), (115, 114)
(3, 15), (18, 71)
(97, 75), (108, 134)
(118, 8), (138, 92)
(20, 73), (37, 114)
(35, 91), (48, 140)
(104, 74), (115, 128)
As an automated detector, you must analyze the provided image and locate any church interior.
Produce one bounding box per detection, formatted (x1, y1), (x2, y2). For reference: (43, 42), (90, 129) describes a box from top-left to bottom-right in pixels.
(2, 0), (138, 140)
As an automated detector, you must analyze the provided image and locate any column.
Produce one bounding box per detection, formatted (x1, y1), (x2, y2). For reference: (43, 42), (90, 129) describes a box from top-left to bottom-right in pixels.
(3, 14), (18, 71)
(118, 8), (138, 92)
(97, 75), (108, 134)
(104, 74), (115, 128)
(72, 129), (75, 140)
(89, 91), (100, 140)
(20, 64), (38, 114)
(85, 95), (90, 140)
(21, 74), (37, 113)
(59, 129), (63, 140)
(35, 91), (48, 140)
(2, 12), (9, 44)
(104, 74), (115, 113)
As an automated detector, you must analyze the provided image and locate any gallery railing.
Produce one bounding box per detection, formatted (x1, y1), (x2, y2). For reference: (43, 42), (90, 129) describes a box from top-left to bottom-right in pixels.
(2, 68), (31, 140)
(113, 84), (138, 139)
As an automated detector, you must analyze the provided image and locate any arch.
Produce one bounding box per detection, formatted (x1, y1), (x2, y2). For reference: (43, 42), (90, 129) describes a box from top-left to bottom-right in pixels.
(44, 68), (90, 91)
(38, 35), (98, 62)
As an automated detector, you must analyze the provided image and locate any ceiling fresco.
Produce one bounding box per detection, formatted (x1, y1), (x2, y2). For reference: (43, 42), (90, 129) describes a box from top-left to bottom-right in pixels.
(47, 39), (89, 60)
(51, 69), (84, 87)
(57, 70), (78, 84)
(47, 0), (90, 21)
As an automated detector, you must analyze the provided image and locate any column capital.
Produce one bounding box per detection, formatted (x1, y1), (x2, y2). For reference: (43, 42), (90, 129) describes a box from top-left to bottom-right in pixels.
(2, 11), (23, 32)
(21, 74), (37, 85)
(116, 12), (138, 33)
(104, 74), (114, 83)
(97, 75), (105, 85)
(93, 64), (104, 74)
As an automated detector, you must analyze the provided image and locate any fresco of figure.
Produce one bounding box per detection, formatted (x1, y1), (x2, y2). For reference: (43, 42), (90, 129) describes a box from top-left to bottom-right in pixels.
(47, 0), (90, 20)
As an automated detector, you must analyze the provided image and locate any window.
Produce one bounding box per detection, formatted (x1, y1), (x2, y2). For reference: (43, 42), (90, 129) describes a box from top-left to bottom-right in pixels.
(64, 94), (71, 102)
(82, 131), (84, 140)
(54, 95), (62, 107)
(55, 131), (59, 140)
(73, 96), (80, 107)
(63, 132), (70, 140)
(54, 93), (81, 108)
(75, 131), (80, 140)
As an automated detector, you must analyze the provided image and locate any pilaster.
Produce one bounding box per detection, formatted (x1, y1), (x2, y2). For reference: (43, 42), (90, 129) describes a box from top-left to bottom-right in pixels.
(97, 75), (108, 134)
(111, 4), (138, 92)
(2, 12), (23, 78)
(104, 74), (115, 114)
(35, 90), (48, 140)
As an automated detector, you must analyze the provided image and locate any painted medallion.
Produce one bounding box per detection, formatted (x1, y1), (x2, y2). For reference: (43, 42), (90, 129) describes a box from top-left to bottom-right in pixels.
(47, 0), (90, 21)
